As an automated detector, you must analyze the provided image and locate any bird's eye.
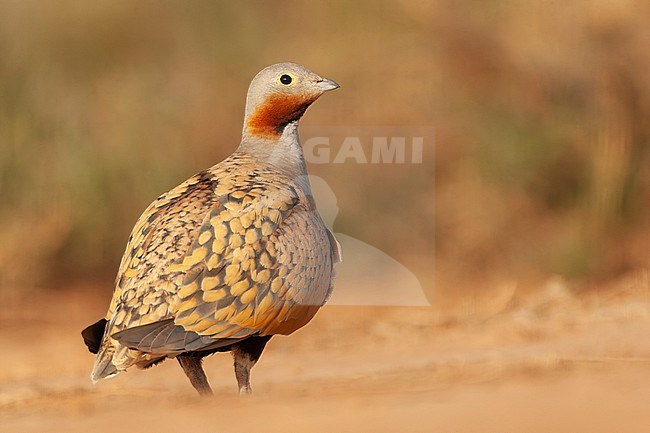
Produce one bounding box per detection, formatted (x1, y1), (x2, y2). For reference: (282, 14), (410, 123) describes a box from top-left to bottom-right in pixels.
(279, 74), (293, 85)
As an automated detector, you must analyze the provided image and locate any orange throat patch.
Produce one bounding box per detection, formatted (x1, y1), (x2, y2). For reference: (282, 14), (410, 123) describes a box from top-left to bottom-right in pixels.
(246, 93), (318, 139)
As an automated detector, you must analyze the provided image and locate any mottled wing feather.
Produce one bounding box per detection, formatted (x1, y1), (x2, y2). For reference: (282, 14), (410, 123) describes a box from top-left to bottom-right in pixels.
(171, 180), (305, 339)
(106, 171), (219, 326)
(111, 319), (245, 354)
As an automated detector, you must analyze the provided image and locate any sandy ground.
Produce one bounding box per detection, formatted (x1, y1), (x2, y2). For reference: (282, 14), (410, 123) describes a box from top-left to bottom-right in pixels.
(1, 276), (650, 433)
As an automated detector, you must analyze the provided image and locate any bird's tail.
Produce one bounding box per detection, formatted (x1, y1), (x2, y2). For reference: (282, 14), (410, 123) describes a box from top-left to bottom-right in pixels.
(91, 336), (150, 382)
(91, 343), (120, 383)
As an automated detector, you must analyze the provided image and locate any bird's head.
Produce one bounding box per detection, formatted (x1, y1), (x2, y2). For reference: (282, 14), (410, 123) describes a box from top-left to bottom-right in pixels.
(243, 62), (339, 141)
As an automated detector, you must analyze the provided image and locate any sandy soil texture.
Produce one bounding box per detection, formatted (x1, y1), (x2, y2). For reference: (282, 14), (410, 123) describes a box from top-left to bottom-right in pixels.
(1, 278), (649, 433)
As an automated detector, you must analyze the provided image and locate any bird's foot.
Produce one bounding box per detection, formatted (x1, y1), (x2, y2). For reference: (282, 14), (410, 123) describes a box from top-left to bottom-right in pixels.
(238, 385), (252, 395)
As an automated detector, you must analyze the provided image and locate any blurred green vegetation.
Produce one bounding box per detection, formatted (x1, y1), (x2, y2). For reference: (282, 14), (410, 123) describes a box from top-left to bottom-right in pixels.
(0, 0), (648, 292)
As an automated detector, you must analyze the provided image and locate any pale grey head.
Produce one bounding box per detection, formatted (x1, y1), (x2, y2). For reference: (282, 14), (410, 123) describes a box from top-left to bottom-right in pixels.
(242, 62), (339, 141)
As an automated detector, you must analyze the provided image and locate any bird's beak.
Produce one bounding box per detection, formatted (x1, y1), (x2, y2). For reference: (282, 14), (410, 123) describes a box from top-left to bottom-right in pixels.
(315, 77), (340, 92)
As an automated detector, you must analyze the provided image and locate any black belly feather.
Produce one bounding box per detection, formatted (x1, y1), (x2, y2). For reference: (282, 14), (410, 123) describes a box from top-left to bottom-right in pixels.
(81, 318), (108, 354)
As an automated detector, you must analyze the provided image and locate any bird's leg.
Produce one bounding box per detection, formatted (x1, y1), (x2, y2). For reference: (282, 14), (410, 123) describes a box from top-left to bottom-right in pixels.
(232, 336), (272, 395)
(177, 355), (213, 396)
(233, 347), (254, 394)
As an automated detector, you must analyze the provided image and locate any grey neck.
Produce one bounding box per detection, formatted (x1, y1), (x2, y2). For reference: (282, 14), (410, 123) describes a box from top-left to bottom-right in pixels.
(237, 121), (308, 180)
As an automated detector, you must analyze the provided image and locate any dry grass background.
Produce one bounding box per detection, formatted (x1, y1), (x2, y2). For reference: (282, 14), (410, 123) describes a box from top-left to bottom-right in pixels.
(1, 1), (649, 431)
(0, 0), (648, 292)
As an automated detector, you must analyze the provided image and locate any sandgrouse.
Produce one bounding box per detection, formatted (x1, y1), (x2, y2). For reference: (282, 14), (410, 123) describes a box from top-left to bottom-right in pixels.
(82, 63), (341, 396)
